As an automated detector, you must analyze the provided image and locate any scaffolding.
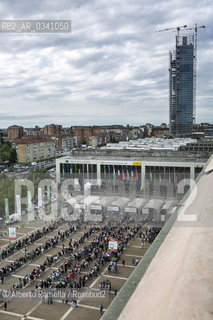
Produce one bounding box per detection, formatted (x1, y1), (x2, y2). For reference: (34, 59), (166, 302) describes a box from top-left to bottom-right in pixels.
(156, 24), (205, 136)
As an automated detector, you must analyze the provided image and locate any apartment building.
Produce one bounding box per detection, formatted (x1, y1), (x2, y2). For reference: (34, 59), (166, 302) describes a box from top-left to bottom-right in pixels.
(43, 124), (62, 136)
(7, 125), (24, 139)
(16, 137), (55, 163)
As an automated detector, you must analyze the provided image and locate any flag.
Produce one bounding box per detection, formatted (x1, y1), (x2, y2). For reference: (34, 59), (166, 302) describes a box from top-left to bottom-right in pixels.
(70, 164), (72, 179)
(136, 166), (138, 182)
(174, 167), (178, 191)
(131, 169), (134, 181)
(87, 164), (89, 179)
(108, 165), (110, 179)
(83, 164), (84, 180)
(168, 167), (171, 182)
(47, 185), (51, 203)
(62, 163), (65, 178)
(150, 169), (153, 183)
(78, 168), (81, 179)
(113, 166), (116, 183)
(75, 164), (77, 178)
(27, 191), (32, 211)
(159, 167), (162, 183)
(118, 169), (121, 181)
(122, 166), (125, 181)
(91, 164), (93, 179)
(175, 167), (178, 184)
(104, 165), (106, 180)
(126, 167), (130, 181)
(5, 198), (9, 221)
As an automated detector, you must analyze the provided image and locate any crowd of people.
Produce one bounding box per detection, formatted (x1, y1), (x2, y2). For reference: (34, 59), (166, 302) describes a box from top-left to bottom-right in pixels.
(31, 222), (143, 292)
(0, 219), (65, 260)
(10, 224), (100, 290)
(0, 218), (162, 313)
(0, 221), (81, 285)
(139, 226), (162, 244)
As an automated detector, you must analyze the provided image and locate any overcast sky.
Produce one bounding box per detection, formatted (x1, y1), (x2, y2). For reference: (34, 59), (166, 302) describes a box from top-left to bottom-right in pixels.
(0, 0), (212, 128)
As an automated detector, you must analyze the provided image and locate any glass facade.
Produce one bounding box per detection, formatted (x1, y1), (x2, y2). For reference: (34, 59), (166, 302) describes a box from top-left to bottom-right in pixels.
(170, 35), (194, 136)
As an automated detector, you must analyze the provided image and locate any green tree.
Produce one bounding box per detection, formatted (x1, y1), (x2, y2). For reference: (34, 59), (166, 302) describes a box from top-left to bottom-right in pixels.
(1, 144), (10, 153)
(0, 175), (16, 218)
(26, 169), (51, 200)
(1, 151), (10, 162)
(9, 148), (17, 164)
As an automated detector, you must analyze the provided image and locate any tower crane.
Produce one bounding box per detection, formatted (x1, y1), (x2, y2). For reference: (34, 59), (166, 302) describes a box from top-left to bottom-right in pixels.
(156, 24), (205, 136)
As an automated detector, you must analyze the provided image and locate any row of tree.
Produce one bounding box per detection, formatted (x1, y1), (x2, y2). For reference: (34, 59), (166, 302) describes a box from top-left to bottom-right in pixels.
(0, 169), (51, 218)
(0, 142), (17, 164)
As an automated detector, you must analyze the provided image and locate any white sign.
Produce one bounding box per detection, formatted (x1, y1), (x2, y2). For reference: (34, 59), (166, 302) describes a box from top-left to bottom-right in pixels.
(142, 208), (149, 214)
(101, 161), (133, 166)
(108, 240), (118, 251)
(124, 206), (137, 213)
(91, 204), (102, 211)
(107, 205), (119, 212)
(161, 215), (166, 222)
(9, 227), (16, 240)
(74, 203), (86, 209)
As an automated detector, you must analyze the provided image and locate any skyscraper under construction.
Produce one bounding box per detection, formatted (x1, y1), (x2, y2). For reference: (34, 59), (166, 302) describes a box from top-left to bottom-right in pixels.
(169, 33), (195, 137)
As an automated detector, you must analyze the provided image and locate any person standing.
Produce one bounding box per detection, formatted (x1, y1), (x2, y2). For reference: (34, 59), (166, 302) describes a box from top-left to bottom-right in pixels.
(99, 303), (103, 316)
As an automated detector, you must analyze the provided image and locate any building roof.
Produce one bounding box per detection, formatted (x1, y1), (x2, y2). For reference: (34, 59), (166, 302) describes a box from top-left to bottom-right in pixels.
(8, 125), (23, 129)
(15, 137), (53, 144)
(58, 154), (207, 164)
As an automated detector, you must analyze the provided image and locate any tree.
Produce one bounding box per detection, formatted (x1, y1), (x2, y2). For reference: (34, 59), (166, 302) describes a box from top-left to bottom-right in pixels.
(0, 175), (16, 217)
(26, 169), (51, 200)
(1, 151), (10, 162)
(1, 144), (10, 153)
(9, 148), (17, 164)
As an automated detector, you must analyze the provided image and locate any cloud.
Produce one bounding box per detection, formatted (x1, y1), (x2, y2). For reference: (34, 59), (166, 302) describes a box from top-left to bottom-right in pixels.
(0, 0), (212, 127)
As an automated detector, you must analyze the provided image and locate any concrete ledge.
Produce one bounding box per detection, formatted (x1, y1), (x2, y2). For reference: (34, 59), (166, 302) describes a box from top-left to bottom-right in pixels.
(102, 155), (213, 320)
(101, 210), (178, 320)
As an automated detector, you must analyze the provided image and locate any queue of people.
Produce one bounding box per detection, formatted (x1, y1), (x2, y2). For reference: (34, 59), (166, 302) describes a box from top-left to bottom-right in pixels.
(0, 222), (81, 285)
(0, 219), (66, 260)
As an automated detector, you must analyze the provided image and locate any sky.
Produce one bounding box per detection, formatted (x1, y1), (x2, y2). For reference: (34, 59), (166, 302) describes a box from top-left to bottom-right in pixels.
(0, 0), (212, 128)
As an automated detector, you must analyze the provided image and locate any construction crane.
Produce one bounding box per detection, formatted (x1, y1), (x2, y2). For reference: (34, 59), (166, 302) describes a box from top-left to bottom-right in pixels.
(155, 25), (187, 46)
(156, 25), (188, 136)
(156, 24), (205, 136)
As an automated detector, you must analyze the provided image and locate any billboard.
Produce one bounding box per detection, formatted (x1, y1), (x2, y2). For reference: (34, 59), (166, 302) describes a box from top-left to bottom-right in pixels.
(108, 238), (118, 252)
(9, 227), (16, 240)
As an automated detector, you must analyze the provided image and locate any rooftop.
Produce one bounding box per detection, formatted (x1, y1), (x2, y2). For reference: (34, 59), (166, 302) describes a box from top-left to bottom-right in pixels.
(59, 154), (207, 163)
(15, 137), (53, 144)
(101, 138), (197, 151)
(102, 155), (213, 320)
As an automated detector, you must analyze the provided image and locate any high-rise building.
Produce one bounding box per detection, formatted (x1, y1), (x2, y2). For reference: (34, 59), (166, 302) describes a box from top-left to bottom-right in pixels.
(169, 34), (194, 137)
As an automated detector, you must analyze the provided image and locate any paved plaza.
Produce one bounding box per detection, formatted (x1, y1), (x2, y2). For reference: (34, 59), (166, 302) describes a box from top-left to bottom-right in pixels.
(0, 219), (152, 320)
